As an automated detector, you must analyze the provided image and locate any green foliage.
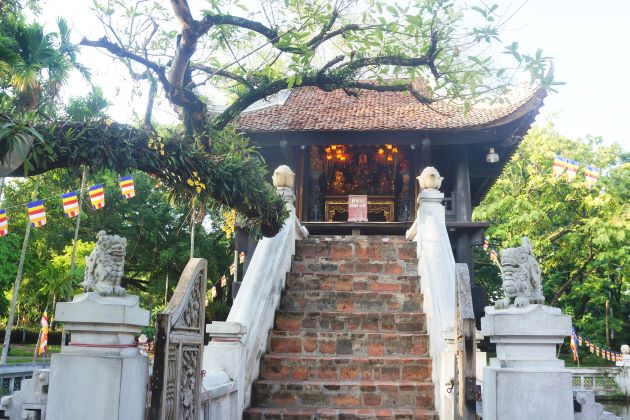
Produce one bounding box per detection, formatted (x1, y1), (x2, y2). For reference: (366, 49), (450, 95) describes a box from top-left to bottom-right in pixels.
(474, 124), (629, 349)
(0, 169), (232, 329)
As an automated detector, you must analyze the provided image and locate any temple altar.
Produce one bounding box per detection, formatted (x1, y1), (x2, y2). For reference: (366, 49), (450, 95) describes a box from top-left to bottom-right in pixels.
(307, 144), (412, 222)
(324, 195), (395, 222)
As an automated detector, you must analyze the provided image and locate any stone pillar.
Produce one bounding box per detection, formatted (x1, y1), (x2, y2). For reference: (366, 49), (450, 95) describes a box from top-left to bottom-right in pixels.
(481, 305), (573, 420)
(616, 344), (630, 397)
(47, 293), (150, 420)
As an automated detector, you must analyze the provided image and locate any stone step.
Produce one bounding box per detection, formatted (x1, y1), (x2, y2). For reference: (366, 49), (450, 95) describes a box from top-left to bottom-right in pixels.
(296, 239), (416, 261)
(279, 290), (422, 313)
(251, 380), (434, 409)
(291, 259), (418, 276)
(274, 311), (426, 334)
(244, 407), (437, 420)
(260, 354), (432, 382)
(268, 331), (429, 357)
(286, 273), (420, 293)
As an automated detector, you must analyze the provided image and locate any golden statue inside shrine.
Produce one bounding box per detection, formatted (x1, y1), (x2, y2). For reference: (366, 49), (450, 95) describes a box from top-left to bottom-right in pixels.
(330, 170), (346, 194)
(314, 144), (404, 222)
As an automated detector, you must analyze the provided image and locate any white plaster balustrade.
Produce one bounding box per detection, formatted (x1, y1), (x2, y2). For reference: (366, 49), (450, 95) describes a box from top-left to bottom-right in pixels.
(201, 165), (307, 420)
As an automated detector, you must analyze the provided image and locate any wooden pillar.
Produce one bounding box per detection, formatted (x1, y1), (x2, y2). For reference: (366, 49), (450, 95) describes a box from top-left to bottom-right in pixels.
(454, 146), (474, 282)
(420, 137), (432, 169)
(454, 146), (472, 222)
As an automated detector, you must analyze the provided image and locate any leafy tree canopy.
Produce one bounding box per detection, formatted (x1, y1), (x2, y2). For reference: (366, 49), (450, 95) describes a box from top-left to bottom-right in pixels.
(474, 124), (629, 348)
(0, 0), (556, 236)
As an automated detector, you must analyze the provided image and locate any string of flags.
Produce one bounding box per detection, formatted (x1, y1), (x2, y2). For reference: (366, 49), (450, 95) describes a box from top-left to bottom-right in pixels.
(208, 251), (247, 302)
(0, 175), (136, 235)
(553, 154), (601, 188)
(573, 327), (624, 363)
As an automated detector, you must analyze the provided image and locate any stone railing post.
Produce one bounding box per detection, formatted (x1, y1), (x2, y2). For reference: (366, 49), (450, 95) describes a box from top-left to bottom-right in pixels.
(47, 293), (149, 420)
(481, 238), (574, 420)
(45, 232), (150, 420)
(616, 344), (630, 397)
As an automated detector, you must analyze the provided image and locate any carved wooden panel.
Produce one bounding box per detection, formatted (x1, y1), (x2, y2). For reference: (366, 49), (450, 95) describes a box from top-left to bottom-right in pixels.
(150, 259), (207, 420)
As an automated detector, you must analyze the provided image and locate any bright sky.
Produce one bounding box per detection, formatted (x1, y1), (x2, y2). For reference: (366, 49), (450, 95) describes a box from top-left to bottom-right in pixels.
(37, 0), (630, 148)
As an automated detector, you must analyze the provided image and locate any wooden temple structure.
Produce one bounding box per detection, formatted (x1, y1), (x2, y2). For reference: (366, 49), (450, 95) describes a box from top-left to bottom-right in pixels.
(234, 84), (546, 291)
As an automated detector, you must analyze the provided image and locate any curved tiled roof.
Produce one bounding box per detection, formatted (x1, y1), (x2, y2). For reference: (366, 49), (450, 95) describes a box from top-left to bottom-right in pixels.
(236, 85), (546, 132)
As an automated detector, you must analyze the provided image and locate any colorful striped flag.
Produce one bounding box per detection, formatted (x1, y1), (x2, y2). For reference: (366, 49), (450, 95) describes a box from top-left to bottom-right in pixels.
(239, 251), (245, 264)
(578, 336), (583, 346)
(483, 237), (489, 251)
(61, 191), (80, 218)
(119, 175), (135, 199)
(229, 262), (236, 275)
(565, 158), (579, 182)
(89, 184), (105, 209)
(570, 326), (579, 363)
(0, 209), (7, 236)
(584, 165), (600, 189)
(38, 309), (48, 356)
(220, 275), (227, 287)
(27, 200), (47, 227)
(552, 155), (567, 178)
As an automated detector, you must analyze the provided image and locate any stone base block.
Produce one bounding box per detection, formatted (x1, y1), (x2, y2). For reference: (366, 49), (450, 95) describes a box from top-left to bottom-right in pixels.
(483, 367), (573, 420)
(47, 352), (148, 420)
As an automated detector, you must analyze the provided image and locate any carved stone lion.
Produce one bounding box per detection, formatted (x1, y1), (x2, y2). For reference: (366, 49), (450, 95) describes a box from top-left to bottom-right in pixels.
(80, 230), (127, 296)
(417, 166), (444, 191)
(495, 237), (544, 309)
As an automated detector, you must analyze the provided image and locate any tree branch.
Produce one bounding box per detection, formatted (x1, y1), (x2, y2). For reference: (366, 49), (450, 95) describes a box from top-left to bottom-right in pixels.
(199, 14), (303, 53)
(189, 63), (254, 89)
(80, 37), (169, 90)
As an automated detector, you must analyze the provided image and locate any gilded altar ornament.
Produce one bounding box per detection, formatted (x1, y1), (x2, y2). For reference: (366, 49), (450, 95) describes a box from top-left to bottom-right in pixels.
(331, 170), (346, 194)
(417, 166), (444, 190)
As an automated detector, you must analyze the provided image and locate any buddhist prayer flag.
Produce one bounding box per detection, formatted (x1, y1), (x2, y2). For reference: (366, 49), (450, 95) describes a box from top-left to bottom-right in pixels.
(119, 175), (136, 199)
(38, 309), (48, 356)
(27, 200), (46, 227)
(89, 184), (105, 209)
(229, 262), (236, 275)
(483, 237), (489, 251)
(553, 155), (570, 178)
(564, 158), (579, 182)
(584, 165), (600, 189)
(239, 251), (245, 264)
(578, 336), (583, 346)
(61, 191), (80, 218)
(0, 209), (7, 236)
(570, 327), (579, 362)
(220, 276), (227, 287)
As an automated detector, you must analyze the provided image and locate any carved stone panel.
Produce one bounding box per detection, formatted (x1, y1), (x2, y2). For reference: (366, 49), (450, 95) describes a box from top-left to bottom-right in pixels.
(150, 259), (207, 420)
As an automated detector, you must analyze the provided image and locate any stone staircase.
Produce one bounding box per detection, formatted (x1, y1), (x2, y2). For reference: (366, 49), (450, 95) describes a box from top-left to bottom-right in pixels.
(244, 235), (436, 420)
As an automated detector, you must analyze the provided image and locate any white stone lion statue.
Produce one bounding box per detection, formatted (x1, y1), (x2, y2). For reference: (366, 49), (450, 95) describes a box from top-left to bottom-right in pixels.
(80, 230), (127, 296)
(495, 237), (544, 309)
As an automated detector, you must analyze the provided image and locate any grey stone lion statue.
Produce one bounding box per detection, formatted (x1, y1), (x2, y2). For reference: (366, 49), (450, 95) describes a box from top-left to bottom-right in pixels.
(80, 230), (127, 296)
(495, 237), (544, 309)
